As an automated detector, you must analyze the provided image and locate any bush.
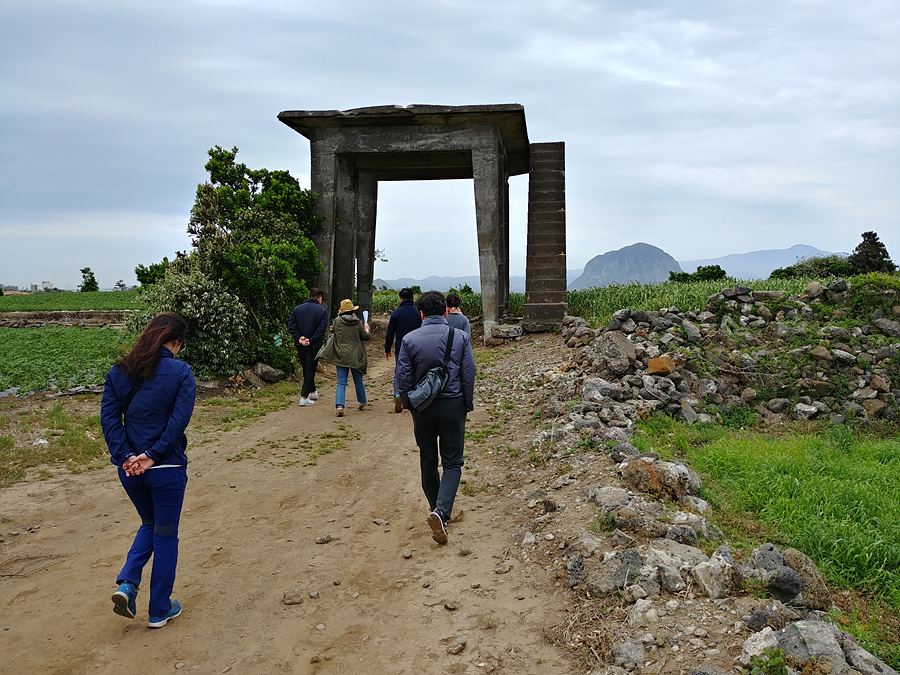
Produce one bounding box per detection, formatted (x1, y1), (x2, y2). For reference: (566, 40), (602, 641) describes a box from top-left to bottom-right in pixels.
(128, 265), (249, 379)
(846, 272), (900, 319)
(848, 231), (896, 274)
(770, 254), (854, 279)
(670, 265), (727, 283)
(135, 257), (170, 286)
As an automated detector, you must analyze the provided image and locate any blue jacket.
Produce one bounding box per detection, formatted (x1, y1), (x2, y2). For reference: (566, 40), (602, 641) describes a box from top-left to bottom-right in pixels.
(395, 316), (476, 411)
(288, 299), (329, 347)
(384, 300), (421, 354)
(100, 347), (196, 468)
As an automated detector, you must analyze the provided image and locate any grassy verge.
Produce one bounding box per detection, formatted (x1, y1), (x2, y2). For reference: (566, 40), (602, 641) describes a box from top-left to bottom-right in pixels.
(0, 327), (130, 392)
(0, 400), (108, 487)
(567, 277), (815, 326)
(634, 415), (900, 666)
(0, 290), (141, 311)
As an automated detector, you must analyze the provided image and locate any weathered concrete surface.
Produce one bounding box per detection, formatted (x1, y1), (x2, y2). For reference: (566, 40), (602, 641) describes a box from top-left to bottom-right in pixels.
(278, 104), (567, 335)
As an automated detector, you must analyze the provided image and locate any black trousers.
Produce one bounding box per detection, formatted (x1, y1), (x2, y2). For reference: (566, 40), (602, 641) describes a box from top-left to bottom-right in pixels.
(296, 342), (320, 397)
(411, 397), (466, 520)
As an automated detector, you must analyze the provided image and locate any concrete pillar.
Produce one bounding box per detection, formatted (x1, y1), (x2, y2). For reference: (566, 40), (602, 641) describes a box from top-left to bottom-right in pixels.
(501, 174), (510, 315)
(331, 156), (357, 315)
(472, 147), (502, 337)
(355, 172), (378, 316)
(309, 144), (337, 309)
(523, 142), (567, 331)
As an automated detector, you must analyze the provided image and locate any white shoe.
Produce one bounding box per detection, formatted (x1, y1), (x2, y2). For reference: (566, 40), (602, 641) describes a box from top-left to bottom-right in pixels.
(299, 397), (315, 406)
(309, 391), (319, 401)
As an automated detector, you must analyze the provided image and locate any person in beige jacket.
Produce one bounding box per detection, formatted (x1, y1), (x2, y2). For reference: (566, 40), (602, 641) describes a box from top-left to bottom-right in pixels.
(316, 299), (370, 416)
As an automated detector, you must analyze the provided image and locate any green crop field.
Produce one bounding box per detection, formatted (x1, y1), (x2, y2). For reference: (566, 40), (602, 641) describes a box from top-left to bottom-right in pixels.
(0, 327), (130, 392)
(567, 277), (817, 326)
(0, 290), (142, 311)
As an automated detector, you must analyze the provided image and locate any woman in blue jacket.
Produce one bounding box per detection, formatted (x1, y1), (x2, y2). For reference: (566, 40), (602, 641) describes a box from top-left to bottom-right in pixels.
(100, 312), (196, 629)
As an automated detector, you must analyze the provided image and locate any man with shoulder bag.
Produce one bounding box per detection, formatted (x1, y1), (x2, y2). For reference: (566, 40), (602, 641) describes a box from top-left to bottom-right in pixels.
(395, 291), (476, 545)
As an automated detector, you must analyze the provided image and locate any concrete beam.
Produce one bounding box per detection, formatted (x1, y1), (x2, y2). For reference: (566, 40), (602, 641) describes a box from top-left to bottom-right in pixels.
(355, 172), (377, 316)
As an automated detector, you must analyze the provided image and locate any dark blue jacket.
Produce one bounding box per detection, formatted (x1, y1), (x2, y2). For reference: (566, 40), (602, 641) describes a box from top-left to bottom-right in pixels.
(395, 316), (476, 411)
(288, 299), (329, 347)
(385, 300), (422, 354)
(100, 347), (196, 467)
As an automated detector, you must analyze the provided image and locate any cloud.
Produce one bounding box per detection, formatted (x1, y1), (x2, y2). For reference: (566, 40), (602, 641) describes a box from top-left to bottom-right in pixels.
(1, 0), (898, 287)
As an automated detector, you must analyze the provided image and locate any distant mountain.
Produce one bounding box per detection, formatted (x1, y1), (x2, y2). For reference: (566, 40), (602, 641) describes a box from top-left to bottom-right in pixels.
(375, 272), (582, 293)
(679, 244), (833, 280)
(568, 243), (682, 290)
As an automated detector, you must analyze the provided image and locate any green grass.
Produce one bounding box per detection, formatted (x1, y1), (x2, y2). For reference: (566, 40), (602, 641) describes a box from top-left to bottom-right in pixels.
(567, 277), (816, 326)
(635, 416), (900, 606)
(0, 327), (130, 392)
(0, 402), (108, 487)
(634, 415), (900, 665)
(0, 290), (141, 311)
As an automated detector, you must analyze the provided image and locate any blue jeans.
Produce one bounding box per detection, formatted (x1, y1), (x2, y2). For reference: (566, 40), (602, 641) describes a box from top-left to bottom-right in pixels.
(335, 366), (366, 407)
(117, 466), (187, 618)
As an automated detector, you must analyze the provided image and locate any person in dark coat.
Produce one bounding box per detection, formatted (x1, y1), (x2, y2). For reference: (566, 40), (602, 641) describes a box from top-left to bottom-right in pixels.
(394, 291), (476, 545)
(446, 293), (471, 336)
(100, 312), (196, 629)
(287, 287), (329, 406)
(317, 299), (370, 417)
(384, 287), (422, 412)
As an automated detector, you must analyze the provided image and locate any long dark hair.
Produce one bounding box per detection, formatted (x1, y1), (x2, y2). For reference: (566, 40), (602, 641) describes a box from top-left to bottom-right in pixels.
(117, 312), (187, 381)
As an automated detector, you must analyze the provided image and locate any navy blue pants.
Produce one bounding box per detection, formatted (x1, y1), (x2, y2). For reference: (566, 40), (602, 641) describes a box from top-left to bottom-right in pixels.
(117, 467), (187, 618)
(411, 397), (466, 520)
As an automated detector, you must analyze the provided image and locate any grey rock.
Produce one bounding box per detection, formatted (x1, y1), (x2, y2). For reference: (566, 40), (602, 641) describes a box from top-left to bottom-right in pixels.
(783, 548), (832, 610)
(574, 529), (603, 557)
(613, 639), (646, 668)
(588, 485), (631, 513)
(836, 631), (900, 675)
(643, 538), (709, 570)
(873, 318), (900, 337)
(681, 319), (702, 342)
(827, 279), (849, 293)
(679, 495), (711, 514)
(658, 564), (686, 592)
(804, 282), (825, 298)
(832, 349), (856, 364)
(766, 565), (804, 602)
(252, 362), (285, 383)
(776, 620), (852, 673)
(491, 323), (523, 338)
(627, 598), (655, 627)
(750, 543), (784, 572)
(692, 552), (736, 598)
(593, 331), (637, 377)
(742, 627), (779, 664)
(767, 398), (790, 413)
(793, 402), (819, 420)
(585, 548), (644, 595)
(566, 556), (585, 588)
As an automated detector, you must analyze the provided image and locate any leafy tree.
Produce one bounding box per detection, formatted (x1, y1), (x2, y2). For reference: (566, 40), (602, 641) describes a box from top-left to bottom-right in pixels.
(669, 265), (727, 283)
(114, 280), (127, 291)
(79, 267), (99, 292)
(769, 254), (854, 279)
(375, 248), (388, 263)
(409, 285), (422, 296)
(135, 257), (170, 286)
(848, 231), (896, 274)
(185, 146), (322, 369)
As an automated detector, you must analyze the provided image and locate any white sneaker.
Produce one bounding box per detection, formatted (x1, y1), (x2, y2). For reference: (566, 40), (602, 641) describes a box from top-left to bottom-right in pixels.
(298, 397), (315, 406)
(309, 391), (319, 401)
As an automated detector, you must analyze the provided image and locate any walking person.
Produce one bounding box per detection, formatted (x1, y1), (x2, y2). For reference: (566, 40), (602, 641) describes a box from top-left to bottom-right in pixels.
(395, 291), (476, 545)
(99, 312), (196, 628)
(445, 293), (471, 337)
(288, 287), (329, 406)
(317, 299), (370, 417)
(384, 287), (422, 412)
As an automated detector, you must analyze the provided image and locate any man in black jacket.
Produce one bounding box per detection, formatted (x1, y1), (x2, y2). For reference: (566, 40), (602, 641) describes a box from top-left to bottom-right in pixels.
(287, 288), (329, 406)
(384, 288), (422, 412)
(395, 291), (476, 545)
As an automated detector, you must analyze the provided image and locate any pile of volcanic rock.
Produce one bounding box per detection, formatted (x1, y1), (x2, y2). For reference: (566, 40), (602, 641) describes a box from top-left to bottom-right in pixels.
(558, 280), (899, 427)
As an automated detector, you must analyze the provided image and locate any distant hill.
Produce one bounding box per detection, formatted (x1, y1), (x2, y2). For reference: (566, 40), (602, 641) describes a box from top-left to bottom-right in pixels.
(568, 243), (682, 290)
(679, 244), (833, 280)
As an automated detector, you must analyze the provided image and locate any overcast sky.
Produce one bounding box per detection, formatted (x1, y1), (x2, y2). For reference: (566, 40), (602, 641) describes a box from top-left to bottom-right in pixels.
(2, 0), (898, 289)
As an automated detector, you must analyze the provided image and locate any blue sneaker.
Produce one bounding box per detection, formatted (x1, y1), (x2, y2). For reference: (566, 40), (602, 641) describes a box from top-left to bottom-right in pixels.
(147, 599), (182, 629)
(111, 582), (138, 619)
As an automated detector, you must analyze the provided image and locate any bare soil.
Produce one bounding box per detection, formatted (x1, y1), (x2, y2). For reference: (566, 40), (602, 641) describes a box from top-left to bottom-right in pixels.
(0, 340), (575, 674)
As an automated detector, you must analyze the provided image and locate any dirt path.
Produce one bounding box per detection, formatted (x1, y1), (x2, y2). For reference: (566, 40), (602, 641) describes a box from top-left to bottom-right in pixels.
(0, 345), (574, 674)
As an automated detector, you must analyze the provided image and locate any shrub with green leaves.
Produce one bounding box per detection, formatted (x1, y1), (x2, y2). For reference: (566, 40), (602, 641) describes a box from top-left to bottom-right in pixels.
(846, 272), (900, 319)
(128, 266), (249, 379)
(769, 254), (854, 279)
